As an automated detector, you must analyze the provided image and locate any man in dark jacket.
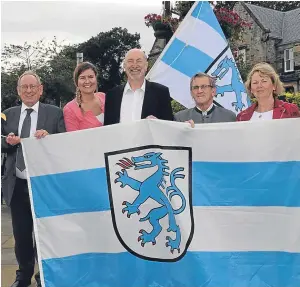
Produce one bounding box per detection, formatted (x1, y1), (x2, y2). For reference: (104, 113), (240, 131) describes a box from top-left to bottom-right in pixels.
(1, 71), (66, 287)
(104, 48), (173, 125)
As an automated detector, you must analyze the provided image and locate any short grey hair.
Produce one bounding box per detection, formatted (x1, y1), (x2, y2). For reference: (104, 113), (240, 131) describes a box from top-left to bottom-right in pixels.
(190, 72), (216, 90)
(122, 49), (147, 70)
(124, 48), (147, 62)
(18, 71), (42, 86)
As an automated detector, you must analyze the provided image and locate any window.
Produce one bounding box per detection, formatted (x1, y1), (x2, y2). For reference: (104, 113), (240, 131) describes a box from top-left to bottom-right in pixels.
(284, 48), (294, 72)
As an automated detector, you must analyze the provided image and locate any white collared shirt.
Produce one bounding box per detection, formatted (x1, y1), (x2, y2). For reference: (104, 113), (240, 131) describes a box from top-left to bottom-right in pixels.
(120, 80), (146, 123)
(196, 103), (214, 116)
(16, 101), (39, 179)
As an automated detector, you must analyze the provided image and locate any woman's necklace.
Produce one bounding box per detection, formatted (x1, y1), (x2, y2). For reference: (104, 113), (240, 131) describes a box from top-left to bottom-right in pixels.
(257, 101), (274, 118)
(257, 110), (271, 119)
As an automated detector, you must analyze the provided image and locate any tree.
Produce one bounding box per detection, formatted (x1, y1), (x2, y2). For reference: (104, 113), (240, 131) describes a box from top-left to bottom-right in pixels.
(1, 37), (72, 109)
(1, 66), (26, 111)
(171, 100), (185, 114)
(1, 28), (141, 110)
(37, 45), (77, 107)
(40, 27), (141, 106)
(1, 37), (65, 73)
(0, 57), (75, 111)
(77, 27), (141, 93)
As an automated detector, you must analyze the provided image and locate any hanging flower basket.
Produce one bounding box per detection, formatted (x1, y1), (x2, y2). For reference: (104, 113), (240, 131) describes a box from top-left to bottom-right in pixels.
(144, 13), (179, 33)
(153, 22), (171, 32)
(153, 22), (173, 41)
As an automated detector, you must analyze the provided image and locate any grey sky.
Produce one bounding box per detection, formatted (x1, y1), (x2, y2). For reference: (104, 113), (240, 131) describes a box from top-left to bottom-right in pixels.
(1, 1), (163, 55)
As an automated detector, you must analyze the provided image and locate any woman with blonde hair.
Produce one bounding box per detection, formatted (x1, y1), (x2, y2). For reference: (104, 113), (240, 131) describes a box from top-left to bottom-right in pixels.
(63, 62), (105, 131)
(237, 62), (299, 121)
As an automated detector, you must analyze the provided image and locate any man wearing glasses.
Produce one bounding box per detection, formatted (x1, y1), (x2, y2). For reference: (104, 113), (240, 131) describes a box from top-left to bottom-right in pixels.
(1, 71), (65, 287)
(174, 72), (236, 124)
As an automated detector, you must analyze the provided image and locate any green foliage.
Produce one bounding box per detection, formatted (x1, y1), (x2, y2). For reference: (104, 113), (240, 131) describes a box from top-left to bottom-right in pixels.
(1, 37), (65, 73)
(284, 92), (300, 108)
(37, 53), (76, 107)
(1, 67), (26, 111)
(1, 37), (73, 109)
(171, 99), (186, 114)
(1, 28), (141, 110)
(78, 27), (140, 93)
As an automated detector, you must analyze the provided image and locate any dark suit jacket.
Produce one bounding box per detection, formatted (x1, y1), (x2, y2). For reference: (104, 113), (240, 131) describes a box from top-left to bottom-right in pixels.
(1, 103), (66, 206)
(104, 80), (173, 125)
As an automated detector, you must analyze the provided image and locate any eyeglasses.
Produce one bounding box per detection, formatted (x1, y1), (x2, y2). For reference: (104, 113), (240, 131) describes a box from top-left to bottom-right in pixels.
(191, 85), (212, 91)
(19, 84), (40, 91)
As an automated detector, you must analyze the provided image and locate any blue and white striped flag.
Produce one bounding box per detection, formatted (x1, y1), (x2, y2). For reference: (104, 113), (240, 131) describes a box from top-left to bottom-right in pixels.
(147, 1), (251, 113)
(23, 119), (300, 287)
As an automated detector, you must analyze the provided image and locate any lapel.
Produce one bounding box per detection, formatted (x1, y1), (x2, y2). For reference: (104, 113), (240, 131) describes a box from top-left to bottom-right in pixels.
(12, 106), (22, 136)
(141, 80), (151, 119)
(240, 103), (257, 121)
(116, 85), (125, 123)
(36, 102), (47, 130)
(272, 99), (285, 119)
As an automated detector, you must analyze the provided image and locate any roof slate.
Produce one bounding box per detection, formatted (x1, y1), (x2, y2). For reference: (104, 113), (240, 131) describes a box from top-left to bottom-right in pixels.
(243, 3), (300, 44)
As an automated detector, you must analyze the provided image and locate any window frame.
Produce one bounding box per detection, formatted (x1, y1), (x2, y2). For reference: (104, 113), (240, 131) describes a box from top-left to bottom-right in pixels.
(284, 48), (294, 72)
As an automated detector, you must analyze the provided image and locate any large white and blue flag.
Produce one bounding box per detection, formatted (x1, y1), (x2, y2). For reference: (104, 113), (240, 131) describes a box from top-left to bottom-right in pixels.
(146, 1), (251, 113)
(23, 119), (300, 287)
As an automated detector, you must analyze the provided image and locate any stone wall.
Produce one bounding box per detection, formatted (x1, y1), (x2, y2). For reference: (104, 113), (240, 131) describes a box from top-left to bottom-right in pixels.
(233, 3), (268, 65)
(277, 43), (300, 92)
(234, 3), (300, 92)
(265, 39), (277, 66)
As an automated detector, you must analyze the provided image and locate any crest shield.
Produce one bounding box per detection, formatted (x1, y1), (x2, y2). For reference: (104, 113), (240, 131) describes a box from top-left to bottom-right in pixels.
(105, 145), (194, 262)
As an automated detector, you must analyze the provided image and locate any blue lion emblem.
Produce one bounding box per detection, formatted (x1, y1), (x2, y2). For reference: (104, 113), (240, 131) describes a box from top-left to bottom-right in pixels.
(211, 56), (251, 112)
(114, 152), (186, 254)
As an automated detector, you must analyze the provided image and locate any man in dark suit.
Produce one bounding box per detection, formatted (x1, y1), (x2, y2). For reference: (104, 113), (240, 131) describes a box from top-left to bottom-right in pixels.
(104, 48), (173, 125)
(1, 71), (66, 287)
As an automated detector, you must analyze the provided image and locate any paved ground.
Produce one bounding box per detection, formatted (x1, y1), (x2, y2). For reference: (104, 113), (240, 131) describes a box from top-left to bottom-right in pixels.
(1, 205), (37, 287)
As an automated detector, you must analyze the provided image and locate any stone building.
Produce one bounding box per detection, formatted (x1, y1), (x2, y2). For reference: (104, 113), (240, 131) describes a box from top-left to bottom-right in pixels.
(233, 3), (300, 92)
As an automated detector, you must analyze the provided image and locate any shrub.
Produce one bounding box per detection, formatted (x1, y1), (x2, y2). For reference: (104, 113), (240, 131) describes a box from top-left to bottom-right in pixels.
(284, 92), (300, 108)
